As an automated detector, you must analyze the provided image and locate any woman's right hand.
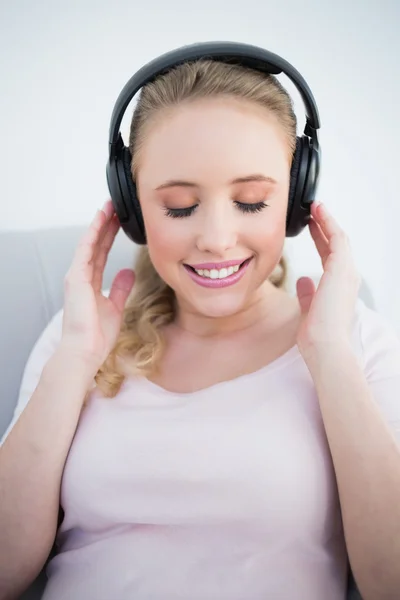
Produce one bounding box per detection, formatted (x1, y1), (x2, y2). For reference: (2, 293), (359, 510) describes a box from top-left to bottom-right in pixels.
(59, 199), (135, 370)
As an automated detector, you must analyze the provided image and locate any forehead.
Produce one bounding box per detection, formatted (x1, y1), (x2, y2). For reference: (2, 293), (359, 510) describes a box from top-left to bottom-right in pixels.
(137, 98), (290, 187)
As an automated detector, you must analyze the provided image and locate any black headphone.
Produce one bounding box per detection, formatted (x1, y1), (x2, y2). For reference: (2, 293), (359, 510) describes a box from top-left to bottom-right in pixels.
(106, 41), (321, 244)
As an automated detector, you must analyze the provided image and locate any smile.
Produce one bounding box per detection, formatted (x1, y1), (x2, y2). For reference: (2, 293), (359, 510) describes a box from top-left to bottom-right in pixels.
(183, 258), (252, 288)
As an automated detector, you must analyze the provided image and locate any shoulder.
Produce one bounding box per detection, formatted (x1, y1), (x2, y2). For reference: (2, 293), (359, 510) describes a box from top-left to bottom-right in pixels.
(0, 307), (64, 445)
(0, 289), (112, 445)
(350, 299), (400, 442)
(352, 298), (400, 382)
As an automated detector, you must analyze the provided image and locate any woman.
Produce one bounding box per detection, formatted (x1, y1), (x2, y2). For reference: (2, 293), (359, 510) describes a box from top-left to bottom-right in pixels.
(1, 49), (400, 600)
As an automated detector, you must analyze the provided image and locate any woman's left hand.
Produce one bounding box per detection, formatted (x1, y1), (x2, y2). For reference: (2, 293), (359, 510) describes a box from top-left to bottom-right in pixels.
(295, 201), (362, 355)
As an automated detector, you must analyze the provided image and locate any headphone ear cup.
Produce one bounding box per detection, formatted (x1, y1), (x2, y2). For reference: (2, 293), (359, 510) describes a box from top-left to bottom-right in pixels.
(106, 148), (127, 223)
(119, 148), (146, 244)
(286, 136), (316, 237)
(287, 137), (302, 219)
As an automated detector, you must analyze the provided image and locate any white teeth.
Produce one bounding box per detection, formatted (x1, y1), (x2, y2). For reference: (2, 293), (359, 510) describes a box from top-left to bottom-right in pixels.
(194, 264), (241, 279)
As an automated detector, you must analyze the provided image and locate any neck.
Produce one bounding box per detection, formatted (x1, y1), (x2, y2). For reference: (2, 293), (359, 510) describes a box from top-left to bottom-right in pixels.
(173, 280), (287, 339)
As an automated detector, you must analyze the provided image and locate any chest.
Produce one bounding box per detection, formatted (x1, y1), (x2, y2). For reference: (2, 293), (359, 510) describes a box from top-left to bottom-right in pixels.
(149, 316), (300, 394)
(62, 380), (339, 543)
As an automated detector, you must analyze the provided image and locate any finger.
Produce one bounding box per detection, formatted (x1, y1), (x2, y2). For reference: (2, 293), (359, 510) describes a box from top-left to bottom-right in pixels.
(296, 276), (316, 314)
(309, 218), (329, 261)
(309, 215), (328, 242)
(92, 199), (115, 256)
(312, 202), (348, 253)
(108, 269), (136, 313)
(67, 208), (107, 284)
(92, 214), (121, 293)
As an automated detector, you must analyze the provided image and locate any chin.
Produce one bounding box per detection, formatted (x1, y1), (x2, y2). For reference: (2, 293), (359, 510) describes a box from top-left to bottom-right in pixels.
(188, 293), (249, 319)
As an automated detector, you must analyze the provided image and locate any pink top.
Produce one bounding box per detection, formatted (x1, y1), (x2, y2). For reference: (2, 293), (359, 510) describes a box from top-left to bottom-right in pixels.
(3, 297), (400, 600)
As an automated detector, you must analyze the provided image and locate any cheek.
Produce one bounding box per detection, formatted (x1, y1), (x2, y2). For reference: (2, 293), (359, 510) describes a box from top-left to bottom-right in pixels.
(247, 208), (287, 252)
(145, 221), (173, 268)
(142, 210), (190, 276)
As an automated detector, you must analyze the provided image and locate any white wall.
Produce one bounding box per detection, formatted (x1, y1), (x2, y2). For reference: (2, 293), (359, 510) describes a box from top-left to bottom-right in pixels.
(1, 0), (399, 334)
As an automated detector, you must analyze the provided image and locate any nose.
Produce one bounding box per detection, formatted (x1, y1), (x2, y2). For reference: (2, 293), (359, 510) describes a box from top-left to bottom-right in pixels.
(195, 202), (237, 256)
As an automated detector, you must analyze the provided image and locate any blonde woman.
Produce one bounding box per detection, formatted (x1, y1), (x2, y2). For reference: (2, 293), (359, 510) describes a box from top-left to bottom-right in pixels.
(1, 43), (400, 600)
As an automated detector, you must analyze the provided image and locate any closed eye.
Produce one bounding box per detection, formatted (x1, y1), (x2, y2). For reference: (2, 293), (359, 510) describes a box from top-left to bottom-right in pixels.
(164, 201), (270, 219)
(236, 201), (269, 214)
(164, 205), (197, 218)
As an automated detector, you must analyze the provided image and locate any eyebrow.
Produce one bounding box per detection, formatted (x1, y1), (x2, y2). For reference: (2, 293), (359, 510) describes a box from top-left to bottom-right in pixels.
(155, 174), (278, 191)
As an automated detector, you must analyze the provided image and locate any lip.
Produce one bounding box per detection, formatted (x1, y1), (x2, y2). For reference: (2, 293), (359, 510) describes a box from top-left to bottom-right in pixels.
(183, 257), (252, 289)
(186, 258), (250, 270)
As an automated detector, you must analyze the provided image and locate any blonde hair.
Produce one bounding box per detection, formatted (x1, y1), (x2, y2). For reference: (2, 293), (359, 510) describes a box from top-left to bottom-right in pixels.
(95, 58), (296, 397)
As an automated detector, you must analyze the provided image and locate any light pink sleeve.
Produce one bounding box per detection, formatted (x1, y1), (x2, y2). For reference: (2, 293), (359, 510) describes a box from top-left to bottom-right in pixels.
(358, 300), (400, 442)
(1, 289), (111, 446)
(0, 308), (64, 445)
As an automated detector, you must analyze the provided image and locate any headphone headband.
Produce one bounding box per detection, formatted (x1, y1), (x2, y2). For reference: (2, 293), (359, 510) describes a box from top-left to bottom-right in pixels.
(108, 41), (320, 154)
(106, 41), (321, 243)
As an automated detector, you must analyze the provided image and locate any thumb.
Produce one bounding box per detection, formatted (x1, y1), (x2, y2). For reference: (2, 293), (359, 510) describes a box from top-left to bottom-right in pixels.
(109, 269), (136, 313)
(296, 276), (316, 316)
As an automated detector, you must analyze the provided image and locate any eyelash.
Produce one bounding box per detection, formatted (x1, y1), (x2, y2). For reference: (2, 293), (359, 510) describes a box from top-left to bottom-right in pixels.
(164, 201), (269, 219)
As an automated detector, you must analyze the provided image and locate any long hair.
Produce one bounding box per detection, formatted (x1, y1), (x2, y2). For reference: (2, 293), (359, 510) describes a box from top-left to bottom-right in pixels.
(95, 58), (297, 397)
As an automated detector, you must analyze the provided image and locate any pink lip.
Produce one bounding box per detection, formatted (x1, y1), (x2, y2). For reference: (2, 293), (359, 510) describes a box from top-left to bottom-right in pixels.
(184, 258), (252, 288)
(186, 258), (250, 270)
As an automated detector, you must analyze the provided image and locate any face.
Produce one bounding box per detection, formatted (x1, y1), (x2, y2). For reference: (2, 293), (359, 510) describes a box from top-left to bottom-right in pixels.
(136, 97), (291, 319)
